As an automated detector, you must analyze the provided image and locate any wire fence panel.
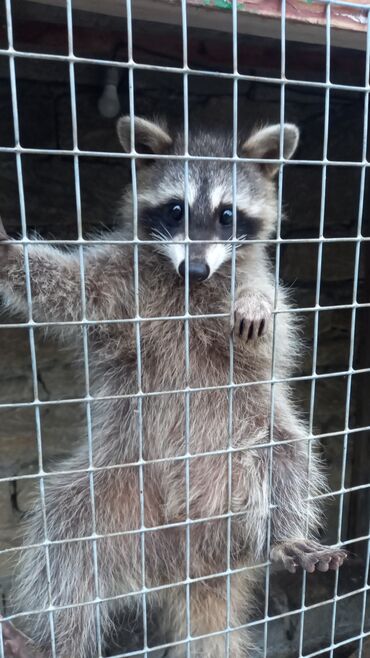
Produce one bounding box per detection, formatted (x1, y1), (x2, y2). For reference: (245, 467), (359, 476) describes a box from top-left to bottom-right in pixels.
(0, 1), (369, 657)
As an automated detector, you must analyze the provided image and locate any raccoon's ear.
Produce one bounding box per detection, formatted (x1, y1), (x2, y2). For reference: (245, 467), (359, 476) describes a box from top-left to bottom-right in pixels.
(242, 124), (299, 178)
(117, 116), (172, 158)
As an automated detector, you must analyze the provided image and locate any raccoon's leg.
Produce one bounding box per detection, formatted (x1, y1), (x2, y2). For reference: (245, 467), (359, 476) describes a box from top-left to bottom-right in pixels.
(164, 577), (252, 658)
(12, 468), (143, 658)
(12, 537), (128, 658)
(0, 217), (132, 337)
(267, 393), (347, 573)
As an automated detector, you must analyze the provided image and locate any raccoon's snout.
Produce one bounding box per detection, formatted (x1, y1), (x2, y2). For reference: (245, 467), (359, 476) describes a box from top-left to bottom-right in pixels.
(178, 260), (210, 282)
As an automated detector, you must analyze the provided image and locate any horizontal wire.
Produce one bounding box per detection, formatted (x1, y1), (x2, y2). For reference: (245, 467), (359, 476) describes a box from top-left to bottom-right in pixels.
(0, 497), (368, 556)
(0, 236), (370, 246)
(0, 143), (369, 167)
(0, 415), (369, 483)
(101, 627), (370, 658)
(0, 429), (369, 484)
(1, 573), (368, 638)
(0, 364), (368, 412)
(0, 46), (369, 93)
(95, 627), (370, 658)
(0, 299), (369, 330)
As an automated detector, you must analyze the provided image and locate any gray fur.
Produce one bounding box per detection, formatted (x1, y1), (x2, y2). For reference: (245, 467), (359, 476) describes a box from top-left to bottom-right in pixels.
(0, 118), (345, 658)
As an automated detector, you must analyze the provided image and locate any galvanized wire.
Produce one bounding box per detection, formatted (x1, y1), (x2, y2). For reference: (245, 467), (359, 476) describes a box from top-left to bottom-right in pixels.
(0, 0), (369, 657)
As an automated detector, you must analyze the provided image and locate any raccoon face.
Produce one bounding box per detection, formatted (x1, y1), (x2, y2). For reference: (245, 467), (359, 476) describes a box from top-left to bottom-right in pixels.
(117, 116), (299, 282)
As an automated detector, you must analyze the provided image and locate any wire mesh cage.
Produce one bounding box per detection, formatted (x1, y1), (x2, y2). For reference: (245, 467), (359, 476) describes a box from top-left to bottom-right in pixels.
(0, 1), (369, 657)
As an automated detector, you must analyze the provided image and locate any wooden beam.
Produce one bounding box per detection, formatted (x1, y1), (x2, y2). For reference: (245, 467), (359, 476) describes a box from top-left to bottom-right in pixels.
(21, 0), (368, 51)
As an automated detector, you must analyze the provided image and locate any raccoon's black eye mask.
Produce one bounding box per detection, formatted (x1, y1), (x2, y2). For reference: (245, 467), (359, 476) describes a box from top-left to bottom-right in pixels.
(142, 200), (184, 233)
(217, 207), (260, 241)
(142, 200), (260, 240)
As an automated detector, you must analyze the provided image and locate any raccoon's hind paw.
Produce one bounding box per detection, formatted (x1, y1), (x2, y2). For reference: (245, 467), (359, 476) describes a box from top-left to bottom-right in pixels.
(270, 540), (347, 574)
(0, 615), (45, 658)
(233, 293), (272, 343)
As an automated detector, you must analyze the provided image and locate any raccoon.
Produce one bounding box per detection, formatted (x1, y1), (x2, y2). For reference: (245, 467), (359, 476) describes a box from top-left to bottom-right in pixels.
(0, 117), (346, 658)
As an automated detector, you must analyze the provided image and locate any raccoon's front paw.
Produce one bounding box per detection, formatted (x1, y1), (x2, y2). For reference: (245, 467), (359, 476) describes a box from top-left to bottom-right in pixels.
(233, 293), (272, 342)
(270, 539), (347, 574)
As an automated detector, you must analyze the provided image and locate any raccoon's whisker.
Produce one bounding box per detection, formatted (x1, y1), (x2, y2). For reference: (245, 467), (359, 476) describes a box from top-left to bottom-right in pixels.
(160, 225), (173, 240)
(234, 234), (249, 250)
(150, 228), (164, 239)
(150, 231), (170, 257)
(222, 236), (248, 253)
(151, 229), (169, 243)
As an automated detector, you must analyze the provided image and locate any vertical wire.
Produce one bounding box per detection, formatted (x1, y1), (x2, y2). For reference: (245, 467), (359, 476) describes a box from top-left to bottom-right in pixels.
(3, 2), (57, 656)
(0, 614), (3, 658)
(65, 2), (103, 654)
(125, 1), (148, 655)
(357, 25), (370, 658)
(298, 3), (331, 655)
(263, 2), (286, 656)
(225, 1), (239, 656)
(358, 522), (370, 658)
(328, 5), (370, 656)
(180, 3), (191, 656)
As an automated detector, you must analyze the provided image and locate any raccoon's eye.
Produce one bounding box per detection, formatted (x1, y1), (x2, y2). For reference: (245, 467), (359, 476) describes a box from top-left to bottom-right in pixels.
(220, 207), (233, 226)
(169, 203), (183, 221)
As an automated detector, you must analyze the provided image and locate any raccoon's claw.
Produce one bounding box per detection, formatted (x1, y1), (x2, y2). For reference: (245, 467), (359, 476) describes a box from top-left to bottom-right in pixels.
(0, 615), (45, 658)
(233, 293), (272, 343)
(270, 540), (347, 574)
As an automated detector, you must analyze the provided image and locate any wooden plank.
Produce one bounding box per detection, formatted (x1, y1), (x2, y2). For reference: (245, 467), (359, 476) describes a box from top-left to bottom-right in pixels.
(21, 0), (368, 51)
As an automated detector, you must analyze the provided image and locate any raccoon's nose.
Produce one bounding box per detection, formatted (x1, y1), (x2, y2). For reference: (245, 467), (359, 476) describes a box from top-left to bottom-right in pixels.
(178, 261), (210, 282)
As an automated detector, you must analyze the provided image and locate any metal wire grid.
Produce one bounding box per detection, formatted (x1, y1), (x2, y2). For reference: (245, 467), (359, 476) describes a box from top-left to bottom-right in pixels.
(0, 0), (369, 657)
